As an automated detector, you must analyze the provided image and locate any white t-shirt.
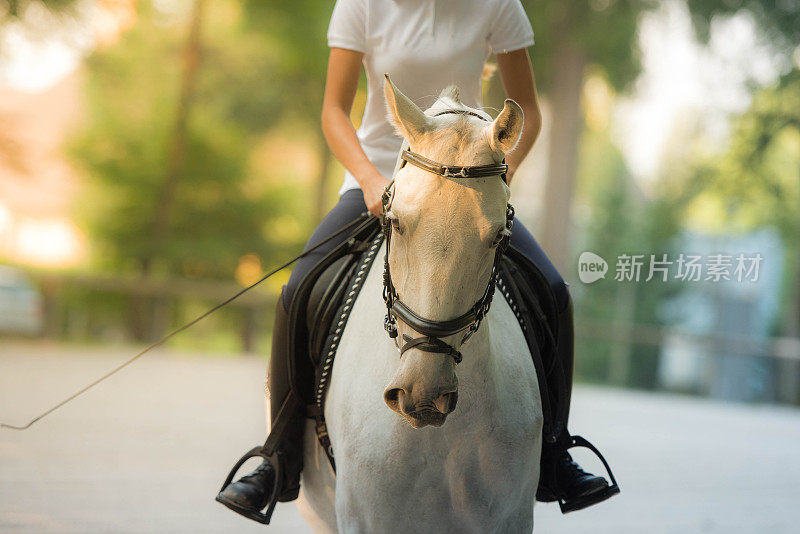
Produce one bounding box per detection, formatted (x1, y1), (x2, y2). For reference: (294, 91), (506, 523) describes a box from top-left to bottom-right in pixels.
(327, 0), (534, 194)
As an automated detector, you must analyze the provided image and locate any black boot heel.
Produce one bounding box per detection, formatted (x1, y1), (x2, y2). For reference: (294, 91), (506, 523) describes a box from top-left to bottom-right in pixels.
(216, 446), (283, 524)
(277, 481), (300, 502)
(557, 435), (620, 514)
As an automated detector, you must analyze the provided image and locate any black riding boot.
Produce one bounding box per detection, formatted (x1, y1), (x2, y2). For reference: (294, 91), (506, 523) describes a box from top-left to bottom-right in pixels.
(536, 294), (620, 513)
(216, 299), (305, 523)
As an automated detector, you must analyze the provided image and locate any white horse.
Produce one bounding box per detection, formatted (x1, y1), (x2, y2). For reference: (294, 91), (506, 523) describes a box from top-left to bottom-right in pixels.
(296, 76), (542, 533)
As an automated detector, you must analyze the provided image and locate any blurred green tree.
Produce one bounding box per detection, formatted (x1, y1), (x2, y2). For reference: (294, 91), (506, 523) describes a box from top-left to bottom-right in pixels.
(509, 0), (799, 273)
(683, 69), (800, 337)
(1, 0), (73, 18)
(512, 0), (656, 272)
(241, 1), (338, 221)
(72, 1), (301, 280)
(666, 68), (800, 402)
(572, 98), (682, 388)
(572, 124), (644, 384)
(686, 0), (800, 53)
(70, 1), (308, 340)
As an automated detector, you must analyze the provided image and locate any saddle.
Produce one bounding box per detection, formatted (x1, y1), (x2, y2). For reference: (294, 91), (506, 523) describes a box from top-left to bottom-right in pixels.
(287, 218), (567, 470)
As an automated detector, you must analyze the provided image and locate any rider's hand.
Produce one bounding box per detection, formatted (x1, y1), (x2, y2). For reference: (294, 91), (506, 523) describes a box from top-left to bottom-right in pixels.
(360, 171), (392, 217)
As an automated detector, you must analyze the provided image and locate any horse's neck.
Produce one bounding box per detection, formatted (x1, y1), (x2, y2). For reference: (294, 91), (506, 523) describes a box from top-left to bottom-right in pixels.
(454, 326), (494, 379)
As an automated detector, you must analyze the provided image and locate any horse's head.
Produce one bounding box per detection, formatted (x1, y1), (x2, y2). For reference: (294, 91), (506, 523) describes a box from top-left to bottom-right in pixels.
(381, 75), (523, 429)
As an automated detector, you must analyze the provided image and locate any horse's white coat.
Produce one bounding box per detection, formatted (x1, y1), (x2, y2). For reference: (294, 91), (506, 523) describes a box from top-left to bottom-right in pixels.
(296, 79), (542, 533)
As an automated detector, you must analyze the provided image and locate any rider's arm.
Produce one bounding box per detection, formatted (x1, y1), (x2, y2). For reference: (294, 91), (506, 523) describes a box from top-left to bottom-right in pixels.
(494, 48), (542, 183)
(321, 47), (391, 216)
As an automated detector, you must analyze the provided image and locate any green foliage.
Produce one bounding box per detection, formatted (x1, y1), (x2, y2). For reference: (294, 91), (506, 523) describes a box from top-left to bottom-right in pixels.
(682, 69), (800, 239)
(686, 0), (800, 54)
(1, 0), (76, 19)
(522, 0), (656, 94)
(241, 1), (336, 122)
(670, 69), (800, 339)
(573, 112), (683, 387)
(70, 1), (307, 279)
(572, 127), (637, 382)
(522, 0), (798, 95)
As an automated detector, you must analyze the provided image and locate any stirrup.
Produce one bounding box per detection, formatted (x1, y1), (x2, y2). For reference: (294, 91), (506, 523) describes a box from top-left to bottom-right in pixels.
(215, 445), (282, 524)
(558, 435), (620, 514)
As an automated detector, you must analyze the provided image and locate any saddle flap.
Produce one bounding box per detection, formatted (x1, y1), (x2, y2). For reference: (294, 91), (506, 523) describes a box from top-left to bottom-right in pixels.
(286, 217), (382, 403)
(306, 255), (358, 365)
(497, 246), (565, 444)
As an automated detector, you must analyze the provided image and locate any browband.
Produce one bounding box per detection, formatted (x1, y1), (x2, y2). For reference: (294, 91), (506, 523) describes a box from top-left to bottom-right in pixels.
(400, 149), (509, 180)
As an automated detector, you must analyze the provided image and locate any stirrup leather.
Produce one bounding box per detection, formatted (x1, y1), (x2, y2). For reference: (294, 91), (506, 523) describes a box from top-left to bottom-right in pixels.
(558, 435), (620, 514)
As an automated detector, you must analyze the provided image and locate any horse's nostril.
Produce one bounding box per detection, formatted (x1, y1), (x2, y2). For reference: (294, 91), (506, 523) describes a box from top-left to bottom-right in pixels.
(434, 390), (458, 414)
(383, 387), (406, 413)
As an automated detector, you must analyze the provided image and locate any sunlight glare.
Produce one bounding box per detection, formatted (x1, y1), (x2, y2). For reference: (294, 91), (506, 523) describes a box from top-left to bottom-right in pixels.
(12, 217), (86, 267)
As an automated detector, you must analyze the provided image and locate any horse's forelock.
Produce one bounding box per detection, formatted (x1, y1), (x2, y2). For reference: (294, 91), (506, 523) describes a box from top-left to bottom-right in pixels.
(419, 102), (495, 164)
(427, 99), (491, 122)
(426, 86), (491, 123)
(439, 85), (460, 103)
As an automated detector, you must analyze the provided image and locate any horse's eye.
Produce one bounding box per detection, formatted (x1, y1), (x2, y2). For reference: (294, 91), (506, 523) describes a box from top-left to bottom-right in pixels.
(391, 218), (403, 235)
(491, 228), (506, 248)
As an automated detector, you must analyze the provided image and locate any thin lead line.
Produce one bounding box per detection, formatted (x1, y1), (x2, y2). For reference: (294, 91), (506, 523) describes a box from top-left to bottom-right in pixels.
(1, 213), (373, 431)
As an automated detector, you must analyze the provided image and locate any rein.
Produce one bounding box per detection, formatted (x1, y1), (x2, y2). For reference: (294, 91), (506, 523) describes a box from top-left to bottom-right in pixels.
(0, 213), (373, 431)
(381, 109), (514, 363)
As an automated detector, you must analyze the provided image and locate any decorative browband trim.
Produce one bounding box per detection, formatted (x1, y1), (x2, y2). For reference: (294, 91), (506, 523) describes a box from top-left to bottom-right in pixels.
(315, 234), (383, 409)
(400, 149), (508, 179)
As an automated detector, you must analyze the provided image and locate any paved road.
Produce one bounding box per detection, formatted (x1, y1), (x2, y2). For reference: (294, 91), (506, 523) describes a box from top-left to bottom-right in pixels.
(1, 341), (799, 533)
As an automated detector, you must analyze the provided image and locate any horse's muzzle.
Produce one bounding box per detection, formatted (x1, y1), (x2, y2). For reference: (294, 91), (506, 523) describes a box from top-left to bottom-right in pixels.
(383, 342), (460, 427)
(384, 386), (458, 428)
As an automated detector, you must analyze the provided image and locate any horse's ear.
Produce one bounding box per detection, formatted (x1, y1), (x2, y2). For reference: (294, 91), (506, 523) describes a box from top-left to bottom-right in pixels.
(384, 74), (431, 143)
(488, 99), (524, 155)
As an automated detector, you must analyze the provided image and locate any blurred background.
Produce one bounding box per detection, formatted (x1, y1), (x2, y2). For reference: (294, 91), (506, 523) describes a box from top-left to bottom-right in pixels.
(0, 1), (798, 533)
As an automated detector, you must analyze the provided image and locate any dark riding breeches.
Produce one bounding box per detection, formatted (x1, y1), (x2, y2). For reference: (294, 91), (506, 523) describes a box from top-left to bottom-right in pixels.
(282, 188), (570, 313)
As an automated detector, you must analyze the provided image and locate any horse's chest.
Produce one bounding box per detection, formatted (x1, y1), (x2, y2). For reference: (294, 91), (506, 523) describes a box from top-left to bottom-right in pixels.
(332, 402), (539, 533)
(331, 368), (540, 522)
(324, 260), (540, 532)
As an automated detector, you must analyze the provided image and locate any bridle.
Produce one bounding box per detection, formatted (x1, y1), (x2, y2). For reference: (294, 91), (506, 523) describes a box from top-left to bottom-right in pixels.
(380, 109), (515, 364)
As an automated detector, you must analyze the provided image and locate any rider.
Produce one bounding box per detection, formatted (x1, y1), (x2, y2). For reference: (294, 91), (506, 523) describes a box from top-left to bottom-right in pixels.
(218, 0), (617, 521)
